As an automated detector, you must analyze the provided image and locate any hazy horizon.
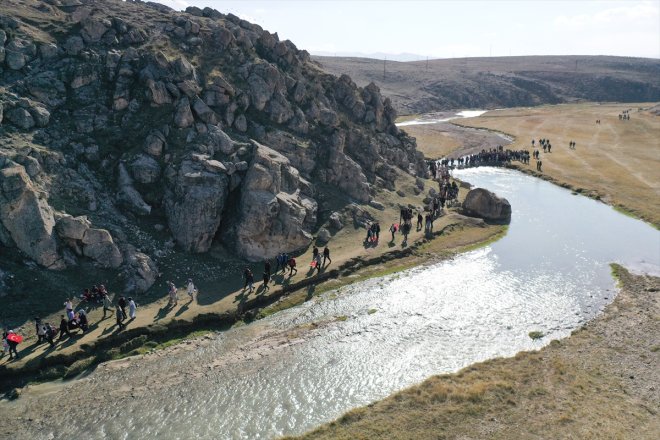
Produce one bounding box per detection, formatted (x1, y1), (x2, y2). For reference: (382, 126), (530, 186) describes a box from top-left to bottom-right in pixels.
(149, 0), (660, 61)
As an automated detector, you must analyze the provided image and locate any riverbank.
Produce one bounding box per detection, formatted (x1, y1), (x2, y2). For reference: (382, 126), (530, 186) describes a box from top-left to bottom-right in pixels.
(291, 264), (660, 439)
(0, 169), (506, 392)
(452, 102), (660, 228)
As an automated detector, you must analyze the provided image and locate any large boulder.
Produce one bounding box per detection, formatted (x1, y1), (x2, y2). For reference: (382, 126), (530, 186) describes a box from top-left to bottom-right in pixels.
(122, 246), (158, 293)
(81, 228), (123, 268)
(462, 188), (512, 224)
(0, 166), (64, 269)
(55, 215), (123, 268)
(165, 160), (229, 252)
(232, 142), (316, 261)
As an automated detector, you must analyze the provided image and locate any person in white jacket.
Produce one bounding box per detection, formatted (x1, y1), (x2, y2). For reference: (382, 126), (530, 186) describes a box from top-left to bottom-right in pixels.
(128, 297), (137, 320)
(186, 278), (197, 300)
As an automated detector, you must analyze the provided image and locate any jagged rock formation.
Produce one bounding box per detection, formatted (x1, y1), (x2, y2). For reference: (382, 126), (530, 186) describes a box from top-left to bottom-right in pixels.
(0, 0), (427, 293)
(462, 188), (512, 224)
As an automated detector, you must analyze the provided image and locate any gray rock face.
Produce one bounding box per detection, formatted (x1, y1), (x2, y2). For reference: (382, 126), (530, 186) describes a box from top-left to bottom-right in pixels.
(81, 228), (123, 268)
(6, 107), (35, 130)
(233, 142), (316, 261)
(122, 246), (158, 293)
(117, 163), (152, 215)
(56, 215), (123, 268)
(462, 188), (512, 224)
(165, 160), (229, 252)
(0, 166), (64, 269)
(130, 154), (161, 184)
(174, 97), (194, 127)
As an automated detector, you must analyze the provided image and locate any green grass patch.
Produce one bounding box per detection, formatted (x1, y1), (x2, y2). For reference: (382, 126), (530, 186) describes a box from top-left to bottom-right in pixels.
(528, 331), (544, 340)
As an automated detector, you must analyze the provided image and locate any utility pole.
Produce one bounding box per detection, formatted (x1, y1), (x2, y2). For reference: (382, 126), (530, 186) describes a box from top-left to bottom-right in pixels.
(383, 56), (386, 79)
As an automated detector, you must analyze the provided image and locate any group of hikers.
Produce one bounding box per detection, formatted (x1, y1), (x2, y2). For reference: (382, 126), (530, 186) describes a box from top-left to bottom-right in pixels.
(431, 146), (531, 172)
(242, 246), (332, 293)
(1, 283), (143, 361)
(618, 110), (631, 120)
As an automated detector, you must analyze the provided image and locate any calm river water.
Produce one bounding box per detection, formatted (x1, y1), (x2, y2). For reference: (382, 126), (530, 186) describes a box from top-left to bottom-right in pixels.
(2, 168), (659, 440)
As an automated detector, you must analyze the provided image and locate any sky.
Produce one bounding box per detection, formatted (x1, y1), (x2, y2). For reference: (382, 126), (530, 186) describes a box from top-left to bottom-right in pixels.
(151, 0), (660, 60)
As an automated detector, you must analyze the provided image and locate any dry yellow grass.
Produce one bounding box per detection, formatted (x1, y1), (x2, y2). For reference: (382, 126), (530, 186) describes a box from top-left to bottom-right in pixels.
(402, 124), (462, 159)
(456, 102), (660, 227)
(291, 266), (660, 440)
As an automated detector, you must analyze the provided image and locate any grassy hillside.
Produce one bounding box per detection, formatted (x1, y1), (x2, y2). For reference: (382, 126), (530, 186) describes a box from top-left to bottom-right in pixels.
(314, 55), (660, 114)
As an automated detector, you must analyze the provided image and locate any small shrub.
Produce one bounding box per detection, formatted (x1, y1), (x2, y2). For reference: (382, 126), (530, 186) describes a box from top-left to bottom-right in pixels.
(528, 331), (544, 340)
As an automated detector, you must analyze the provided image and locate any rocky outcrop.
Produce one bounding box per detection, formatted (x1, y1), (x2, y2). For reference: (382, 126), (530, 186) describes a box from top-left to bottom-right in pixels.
(0, 0), (429, 295)
(122, 245), (158, 294)
(164, 159), (229, 253)
(462, 188), (512, 224)
(232, 142), (316, 261)
(55, 215), (123, 268)
(0, 165), (64, 269)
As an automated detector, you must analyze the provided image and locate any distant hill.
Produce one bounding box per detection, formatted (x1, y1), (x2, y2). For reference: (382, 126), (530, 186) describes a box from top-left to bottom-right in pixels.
(313, 55), (660, 114)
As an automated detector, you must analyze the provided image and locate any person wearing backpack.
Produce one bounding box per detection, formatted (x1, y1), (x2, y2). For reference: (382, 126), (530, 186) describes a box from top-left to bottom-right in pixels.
(288, 257), (297, 275)
(389, 223), (397, 242)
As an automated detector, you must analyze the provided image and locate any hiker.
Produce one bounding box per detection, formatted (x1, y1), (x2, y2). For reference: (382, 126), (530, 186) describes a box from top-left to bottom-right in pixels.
(116, 304), (126, 330)
(186, 278), (197, 300)
(264, 260), (271, 278)
(5, 330), (19, 360)
(243, 267), (254, 292)
(323, 246), (331, 266)
(78, 310), (89, 333)
(538, 160), (543, 171)
(128, 297), (137, 319)
(374, 222), (381, 241)
(417, 213), (423, 231)
(262, 271), (270, 291)
(314, 253), (322, 274)
(64, 298), (74, 320)
(36, 318), (45, 344)
(44, 323), (56, 347)
(1, 328), (8, 357)
(312, 246), (319, 259)
(118, 295), (128, 317)
(425, 213), (431, 233)
(166, 282), (177, 306)
(59, 315), (71, 340)
(365, 227), (373, 243)
(288, 257), (297, 275)
(102, 292), (113, 319)
(389, 223), (397, 242)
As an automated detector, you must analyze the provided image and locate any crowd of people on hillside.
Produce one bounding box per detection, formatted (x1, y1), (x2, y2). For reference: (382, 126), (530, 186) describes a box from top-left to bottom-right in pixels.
(241, 245), (332, 294)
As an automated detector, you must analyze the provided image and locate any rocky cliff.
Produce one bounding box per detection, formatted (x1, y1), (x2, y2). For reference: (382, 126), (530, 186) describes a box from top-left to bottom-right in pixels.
(0, 0), (427, 294)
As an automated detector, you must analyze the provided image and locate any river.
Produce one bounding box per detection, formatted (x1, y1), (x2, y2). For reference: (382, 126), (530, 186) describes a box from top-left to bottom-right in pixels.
(2, 168), (659, 440)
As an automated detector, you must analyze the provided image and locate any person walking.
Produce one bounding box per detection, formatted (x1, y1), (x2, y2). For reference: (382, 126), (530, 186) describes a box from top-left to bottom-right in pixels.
(59, 315), (71, 341)
(36, 318), (45, 344)
(5, 330), (19, 360)
(64, 298), (74, 321)
(288, 257), (297, 275)
(118, 295), (128, 318)
(186, 278), (197, 300)
(314, 253), (322, 275)
(264, 260), (271, 279)
(389, 223), (397, 242)
(102, 292), (113, 319)
(44, 323), (55, 347)
(243, 267), (254, 292)
(128, 297), (137, 320)
(167, 282), (178, 306)
(262, 271), (270, 291)
(323, 246), (331, 266)
(417, 213), (423, 231)
(116, 304), (126, 330)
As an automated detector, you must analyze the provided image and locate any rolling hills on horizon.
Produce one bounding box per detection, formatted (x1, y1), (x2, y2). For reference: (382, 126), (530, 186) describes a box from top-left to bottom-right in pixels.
(313, 55), (660, 114)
